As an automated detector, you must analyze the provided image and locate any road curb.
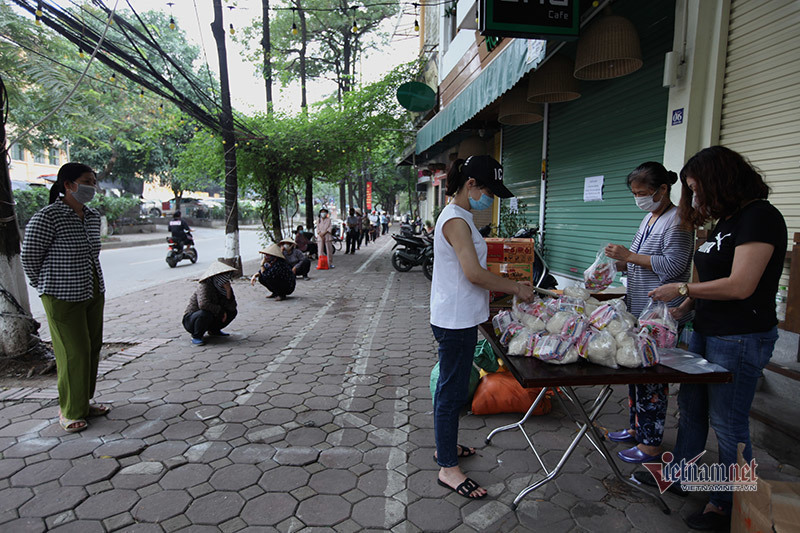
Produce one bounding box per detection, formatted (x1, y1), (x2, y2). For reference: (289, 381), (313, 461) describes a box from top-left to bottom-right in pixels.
(101, 237), (166, 250)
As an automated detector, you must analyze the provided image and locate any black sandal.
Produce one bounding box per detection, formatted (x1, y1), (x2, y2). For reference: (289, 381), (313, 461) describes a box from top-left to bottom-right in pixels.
(437, 477), (486, 499)
(433, 444), (476, 462)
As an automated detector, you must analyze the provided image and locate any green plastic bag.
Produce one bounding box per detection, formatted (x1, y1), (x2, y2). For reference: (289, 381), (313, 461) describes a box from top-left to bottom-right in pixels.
(430, 339), (500, 405)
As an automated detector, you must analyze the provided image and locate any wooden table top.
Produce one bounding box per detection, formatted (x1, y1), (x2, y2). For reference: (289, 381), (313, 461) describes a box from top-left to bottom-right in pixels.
(479, 323), (733, 388)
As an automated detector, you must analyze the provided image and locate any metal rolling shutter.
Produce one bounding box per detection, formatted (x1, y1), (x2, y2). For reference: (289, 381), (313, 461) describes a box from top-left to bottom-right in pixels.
(543, 0), (674, 277)
(719, 0), (800, 285)
(501, 124), (544, 229)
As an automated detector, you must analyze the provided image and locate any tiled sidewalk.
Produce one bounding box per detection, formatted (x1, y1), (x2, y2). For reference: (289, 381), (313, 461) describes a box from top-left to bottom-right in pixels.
(1, 234), (797, 532)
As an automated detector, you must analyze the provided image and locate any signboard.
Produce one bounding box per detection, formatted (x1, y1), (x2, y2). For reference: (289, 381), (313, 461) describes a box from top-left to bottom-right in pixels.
(583, 175), (604, 202)
(671, 108), (684, 126)
(366, 181), (373, 211)
(397, 82), (437, 112)
(480, 0), (580, 40)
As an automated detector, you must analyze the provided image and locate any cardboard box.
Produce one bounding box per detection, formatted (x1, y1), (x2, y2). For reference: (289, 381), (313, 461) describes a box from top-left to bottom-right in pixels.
(488, 262), (533, 302)
(485, 238), (536, 264)
(732, 443), (800, 533)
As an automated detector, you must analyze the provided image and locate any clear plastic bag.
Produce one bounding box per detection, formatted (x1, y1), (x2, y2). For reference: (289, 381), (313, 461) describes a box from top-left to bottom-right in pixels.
(586, 329), (618, 368)
(499, 322), (524, 347)
(531, 334), (573, 362)
(584, 244), (617, 292)
(513, 297), (551, 332)
(492, 310), (514, 337)
(638, 299), (678, 348)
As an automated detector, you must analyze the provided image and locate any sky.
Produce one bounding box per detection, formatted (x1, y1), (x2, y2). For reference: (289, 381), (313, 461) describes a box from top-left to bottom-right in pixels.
(130, 0), (419, 113)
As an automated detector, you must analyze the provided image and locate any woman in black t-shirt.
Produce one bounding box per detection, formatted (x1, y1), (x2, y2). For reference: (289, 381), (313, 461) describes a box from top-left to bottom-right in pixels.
(650, 146), (787, 531)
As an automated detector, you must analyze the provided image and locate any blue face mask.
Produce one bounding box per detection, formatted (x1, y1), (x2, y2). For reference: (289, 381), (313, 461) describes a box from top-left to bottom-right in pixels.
(469, 192), (494, 211)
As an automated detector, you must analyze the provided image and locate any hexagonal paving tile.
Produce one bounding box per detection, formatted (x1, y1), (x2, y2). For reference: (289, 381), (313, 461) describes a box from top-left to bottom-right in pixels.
(209, 464), (261, 491)
(49, 519), (105, 532)
(162, 421), (207, 440)
(131, 489), (192, 522)
(272, 447), (319, 466)
(2, 437), (59, 458)
(0, 458), (27, 479)
(228, 444), (276, 464)
(285, 427), (326, 447)
(0, 487), (34, 512)
(309, 469), (358, 494)
(295, 494), (350, 527)
(142, 404), (186, 420)
(319, 447), (362, 469)
(183, 441), (232, 463)
(60, 458), (120, 486)
(107, 403), (149, 420)
(407, 498), (461, 532)
(351, 496), (405, 529)
(160, 463), (213, 490)
(48, 438), (103, 460)
(258, 466), (310, 492)
(185, 491), (245, 525)
(240, 492), (298, 526)
(11, 459), (72, 487)
(219, 406), (259, 423)
(74, 489), (139, 519)
(122, 420), (168, 439)
(141, 440), (189, 461)
(357, 469), (405, 497)
(93, 439), (146, 459)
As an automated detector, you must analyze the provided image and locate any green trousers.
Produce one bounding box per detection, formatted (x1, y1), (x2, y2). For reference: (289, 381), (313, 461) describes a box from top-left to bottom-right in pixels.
(41, 276), (104, 420)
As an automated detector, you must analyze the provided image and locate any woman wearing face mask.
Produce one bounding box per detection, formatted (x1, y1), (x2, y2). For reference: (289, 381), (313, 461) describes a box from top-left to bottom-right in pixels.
(22, 163), (108, 433)
(279, 238), (311, 280)
(603, 162), (693, 464)
(430, 155), (535, 500)
(316, 208), (334, 269)
(250, 243), (296, 300)
(184, 261), (238, 345)
(649, 147), (786, 531)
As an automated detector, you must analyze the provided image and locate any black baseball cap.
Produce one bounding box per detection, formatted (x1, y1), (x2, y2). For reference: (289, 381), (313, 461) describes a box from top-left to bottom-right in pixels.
(463, 155), (513, 198)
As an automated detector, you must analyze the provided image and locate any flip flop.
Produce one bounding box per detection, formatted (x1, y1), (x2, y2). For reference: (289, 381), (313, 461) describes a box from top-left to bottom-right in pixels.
(437, 477), (487, 499)
(59, 414), (87, 433)
(87, 404), (111, 417)
(433, 444), (477, 462)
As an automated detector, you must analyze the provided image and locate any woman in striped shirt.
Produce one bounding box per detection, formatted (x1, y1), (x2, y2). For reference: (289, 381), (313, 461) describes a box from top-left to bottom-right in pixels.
(603, 162), (693, 463)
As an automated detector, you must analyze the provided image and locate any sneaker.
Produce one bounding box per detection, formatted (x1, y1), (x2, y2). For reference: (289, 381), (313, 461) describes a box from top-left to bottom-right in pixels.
(330, 265), (335, 269)
(191, 337), (205, 346)
(303, 275), (310, 280)
(209, 330), (230, 337)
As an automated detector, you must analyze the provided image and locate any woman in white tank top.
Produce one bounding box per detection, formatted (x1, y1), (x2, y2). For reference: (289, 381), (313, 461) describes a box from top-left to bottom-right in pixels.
(430, 155), (535, 499)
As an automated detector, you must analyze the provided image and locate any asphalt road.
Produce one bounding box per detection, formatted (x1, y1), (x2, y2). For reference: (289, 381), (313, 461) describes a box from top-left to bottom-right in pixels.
(26, 227), (264, 319)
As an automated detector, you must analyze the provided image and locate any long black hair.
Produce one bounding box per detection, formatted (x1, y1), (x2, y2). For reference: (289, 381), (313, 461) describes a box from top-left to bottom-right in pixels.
(49, 162), (95, 204)
(445, 159), (468, 196)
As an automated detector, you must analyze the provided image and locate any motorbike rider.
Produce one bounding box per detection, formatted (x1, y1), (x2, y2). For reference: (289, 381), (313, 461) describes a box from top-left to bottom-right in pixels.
(168, 210), (194, 249)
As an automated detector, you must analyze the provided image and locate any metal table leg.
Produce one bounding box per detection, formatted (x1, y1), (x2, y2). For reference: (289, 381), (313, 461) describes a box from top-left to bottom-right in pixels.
(561, 386), (671, 514)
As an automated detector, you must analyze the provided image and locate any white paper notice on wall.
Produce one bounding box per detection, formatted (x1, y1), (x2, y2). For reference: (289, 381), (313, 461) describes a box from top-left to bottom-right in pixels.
(509, 197), (519, 213)
(583, 176), (604, 202)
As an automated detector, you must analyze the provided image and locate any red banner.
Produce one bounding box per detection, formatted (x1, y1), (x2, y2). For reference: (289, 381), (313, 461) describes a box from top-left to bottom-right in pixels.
(366, 181), (373, 211)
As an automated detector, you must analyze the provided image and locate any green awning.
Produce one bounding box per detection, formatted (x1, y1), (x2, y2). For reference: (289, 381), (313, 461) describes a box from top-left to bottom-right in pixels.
(416, 39), (545, 154)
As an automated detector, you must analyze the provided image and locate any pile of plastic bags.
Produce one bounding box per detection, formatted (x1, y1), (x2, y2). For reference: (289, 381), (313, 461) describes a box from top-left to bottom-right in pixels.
(492, 288), (675, 369)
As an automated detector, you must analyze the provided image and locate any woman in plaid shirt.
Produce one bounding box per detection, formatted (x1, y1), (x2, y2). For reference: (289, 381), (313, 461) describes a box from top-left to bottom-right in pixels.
(22, 163), (108, 433)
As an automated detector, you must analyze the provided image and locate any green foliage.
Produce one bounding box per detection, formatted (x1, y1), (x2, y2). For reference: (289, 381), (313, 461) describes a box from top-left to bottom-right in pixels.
(497, 200), (535, 238)
(87, 195), (140, 224)
(13, 188), (50, 228)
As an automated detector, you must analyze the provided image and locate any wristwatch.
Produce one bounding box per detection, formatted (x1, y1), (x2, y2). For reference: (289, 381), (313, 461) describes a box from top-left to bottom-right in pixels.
(678, 283), (690, 297)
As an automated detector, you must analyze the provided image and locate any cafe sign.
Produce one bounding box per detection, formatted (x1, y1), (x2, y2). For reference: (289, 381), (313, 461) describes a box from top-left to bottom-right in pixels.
(479, 0), (580, 40)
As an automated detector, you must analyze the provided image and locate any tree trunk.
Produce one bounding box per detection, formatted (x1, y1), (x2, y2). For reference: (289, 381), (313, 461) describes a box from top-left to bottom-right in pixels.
(0, 75), (44, 359)
(347, 177), (354, 212)
(298, 3), (308, 111)
(268, 177), (282, 241)
(339, 180), (346, 219)
(261, 0), (273, 114)
(211, 0), (241, 271)
(305, 175), (314, 230)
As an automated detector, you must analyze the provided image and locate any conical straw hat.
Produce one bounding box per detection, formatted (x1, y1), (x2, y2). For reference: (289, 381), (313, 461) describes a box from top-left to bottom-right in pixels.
(259, 243), (284, 259)
(199, 260), (236, 282)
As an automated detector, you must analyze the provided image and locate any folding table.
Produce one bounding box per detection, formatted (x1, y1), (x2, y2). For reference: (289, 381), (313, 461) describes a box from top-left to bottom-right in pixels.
(478, 323), (732, 512)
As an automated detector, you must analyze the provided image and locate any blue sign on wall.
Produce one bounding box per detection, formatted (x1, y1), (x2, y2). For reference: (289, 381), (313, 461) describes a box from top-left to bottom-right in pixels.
(671, 108), (684, 126)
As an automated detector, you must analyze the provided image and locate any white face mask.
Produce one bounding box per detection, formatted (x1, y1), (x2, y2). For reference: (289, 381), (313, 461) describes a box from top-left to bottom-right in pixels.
(691, 192), (700, 210)
(634, 192), (660, 212)
(69, 183), (96, 204)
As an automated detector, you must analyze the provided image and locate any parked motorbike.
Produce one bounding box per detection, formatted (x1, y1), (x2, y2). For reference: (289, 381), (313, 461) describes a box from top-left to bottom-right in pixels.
(391, 232), (433, 277)
(512, 227), (557, 290)
(166, 235), (198, 268)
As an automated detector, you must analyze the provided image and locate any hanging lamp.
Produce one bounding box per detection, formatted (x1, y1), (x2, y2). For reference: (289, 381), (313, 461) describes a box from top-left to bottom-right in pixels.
(457, 136), (488, 160)
(499, 84), (543, 125)
(574, 13), (642, 80)
(527, 53), (581, 103)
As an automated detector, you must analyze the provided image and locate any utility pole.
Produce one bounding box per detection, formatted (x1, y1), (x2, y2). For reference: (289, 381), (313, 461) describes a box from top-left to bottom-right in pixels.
(211, 0), (241, 271)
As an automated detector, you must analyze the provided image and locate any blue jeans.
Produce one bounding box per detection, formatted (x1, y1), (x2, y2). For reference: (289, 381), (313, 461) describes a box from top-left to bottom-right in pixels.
(431, 324), (477, 468)
(673, 327), (777, 513)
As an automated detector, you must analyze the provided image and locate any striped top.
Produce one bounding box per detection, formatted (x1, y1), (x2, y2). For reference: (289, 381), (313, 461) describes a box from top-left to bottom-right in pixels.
(626, 206), (693, 318)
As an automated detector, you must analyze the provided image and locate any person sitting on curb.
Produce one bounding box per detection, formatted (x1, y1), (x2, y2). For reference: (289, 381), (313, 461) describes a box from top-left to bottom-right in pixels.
(280, 238), (311, 280)
(251, 243), (296, 300)
(183, 261), (238, 346)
